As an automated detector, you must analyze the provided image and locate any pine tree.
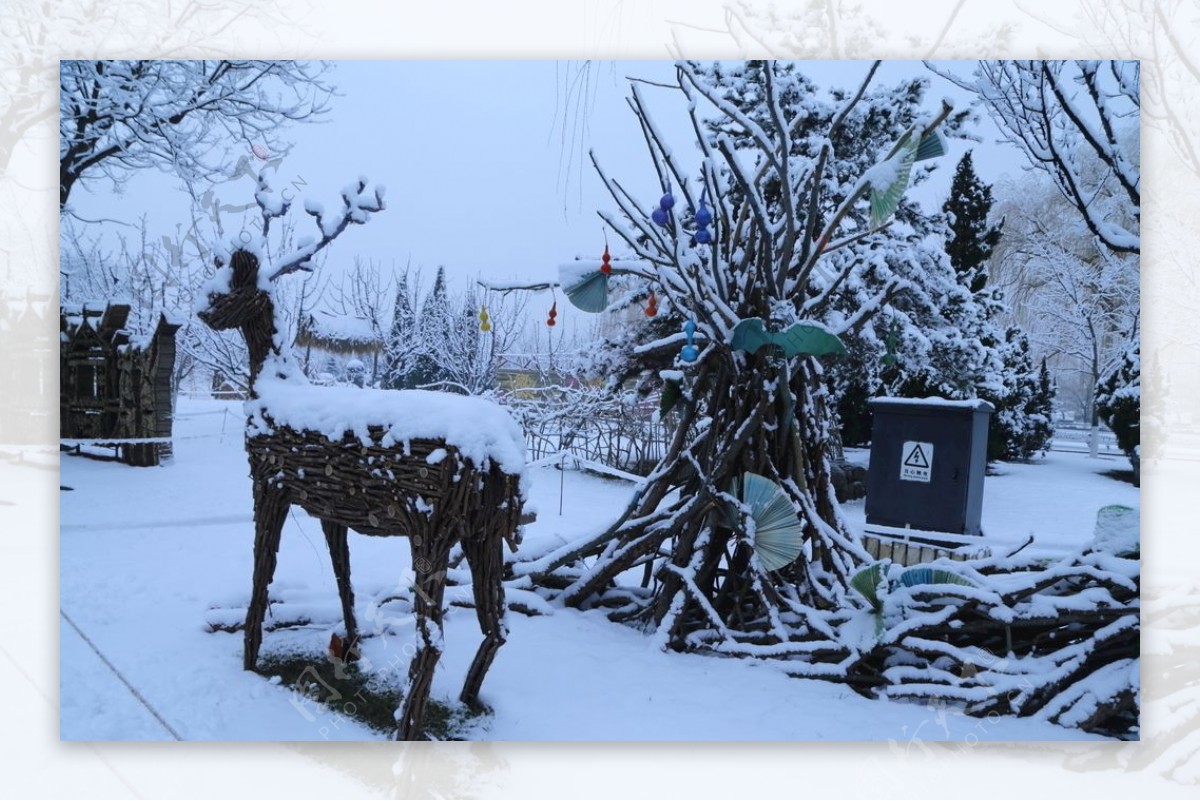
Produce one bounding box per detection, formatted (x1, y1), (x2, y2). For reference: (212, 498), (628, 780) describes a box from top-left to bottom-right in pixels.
(382, 270), (418, 389)
(980, 326), (1054, 461)
(943, 151), (1003, 293)
(409, 266), (451, 389)
(1095, 339), (1140, 482)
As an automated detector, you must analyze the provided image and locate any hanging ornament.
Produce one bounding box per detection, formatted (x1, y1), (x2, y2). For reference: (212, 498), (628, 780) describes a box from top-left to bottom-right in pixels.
(652, 186), (675, 227)
(645, 290), (658, 317)
(546, 300), (558, 327)
(600, 242), (612, 275)
(694, 188), (713, 245)
(478, 305), (492, 333)
(680, 319), (699, 363)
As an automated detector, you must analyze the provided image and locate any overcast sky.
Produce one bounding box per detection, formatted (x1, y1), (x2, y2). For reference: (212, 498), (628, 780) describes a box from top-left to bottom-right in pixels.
(65, 60), (1021, 329)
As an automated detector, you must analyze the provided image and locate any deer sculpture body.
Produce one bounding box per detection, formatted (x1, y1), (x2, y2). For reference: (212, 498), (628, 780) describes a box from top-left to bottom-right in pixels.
(199, 247), (525, 740)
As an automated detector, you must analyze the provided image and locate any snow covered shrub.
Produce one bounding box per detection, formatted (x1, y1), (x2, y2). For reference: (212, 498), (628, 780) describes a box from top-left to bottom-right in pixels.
(1095, 340), (1140, 481)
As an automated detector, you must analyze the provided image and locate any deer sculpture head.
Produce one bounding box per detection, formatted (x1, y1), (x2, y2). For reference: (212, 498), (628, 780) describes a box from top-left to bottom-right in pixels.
(198, 176), (385, 384)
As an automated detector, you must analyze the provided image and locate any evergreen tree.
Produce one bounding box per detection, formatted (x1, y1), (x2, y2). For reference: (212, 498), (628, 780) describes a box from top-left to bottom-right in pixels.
(410, 266), (451, 389)
(1095, 339), (1140, 482)
(943, 151), (1003, 293)
(980, 327), (1054, 461)
(382, 270), (418, 389)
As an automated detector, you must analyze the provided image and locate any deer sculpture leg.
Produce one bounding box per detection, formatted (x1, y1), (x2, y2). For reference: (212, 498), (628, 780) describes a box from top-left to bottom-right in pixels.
(459, 533), (507, 708)
(321, 520), (358, 648)
(396, 527), (451, 740)
(244, 481), (288, 670)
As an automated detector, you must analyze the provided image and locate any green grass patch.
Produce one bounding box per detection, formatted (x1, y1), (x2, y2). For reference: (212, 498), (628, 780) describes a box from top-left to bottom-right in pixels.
(255, 650), (486, 740)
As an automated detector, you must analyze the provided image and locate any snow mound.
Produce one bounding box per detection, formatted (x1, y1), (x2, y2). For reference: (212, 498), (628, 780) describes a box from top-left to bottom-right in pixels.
(1091, 504), (1139, 557)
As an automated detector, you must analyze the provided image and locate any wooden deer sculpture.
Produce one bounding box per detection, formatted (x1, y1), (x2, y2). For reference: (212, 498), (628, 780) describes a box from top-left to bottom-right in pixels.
(197, 179), (525, 739)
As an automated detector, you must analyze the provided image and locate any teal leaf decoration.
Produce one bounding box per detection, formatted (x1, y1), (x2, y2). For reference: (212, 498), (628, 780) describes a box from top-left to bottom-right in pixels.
(850, 562), (888, 611)
(868, 135), (919, 228)
(730, 317), (773, 354)
(914, 129), (947, 162)
(561, 269), (609, 313)
(898, 567), (976, 589)
(731, 318), (846, 358)
(740, 472), (804, 571)
(659, 378), (683, 417)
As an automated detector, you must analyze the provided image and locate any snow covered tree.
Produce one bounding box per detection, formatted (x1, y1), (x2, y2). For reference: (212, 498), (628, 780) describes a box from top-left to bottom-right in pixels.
(59, 60), (332, 208)
(932, 60), (1140, 255)
(943, 151), (1002, 293)
(382, 270), (419, 390)
(408, 266), (452, 390)
(516, 60), (962, 644)
(990, 178), (1139, 452)
(1095, 340), (1140, 482)
(980, 326), (1054, 461)
(827, 147), (1041, 461)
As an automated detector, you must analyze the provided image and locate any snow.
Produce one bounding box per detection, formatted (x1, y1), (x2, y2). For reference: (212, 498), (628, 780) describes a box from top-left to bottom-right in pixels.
(842, 448), (1141, 559)
(248, 381), (528, 485)
(57, 397), (1138, 741)
(869, 396), (996, 411)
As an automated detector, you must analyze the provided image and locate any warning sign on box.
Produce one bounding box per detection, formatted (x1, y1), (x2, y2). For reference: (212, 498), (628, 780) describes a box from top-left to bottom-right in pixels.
(900, 441), (933, 482)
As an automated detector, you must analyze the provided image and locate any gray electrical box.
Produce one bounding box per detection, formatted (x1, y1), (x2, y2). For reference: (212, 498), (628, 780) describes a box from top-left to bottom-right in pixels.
(864, 398), (994, 538)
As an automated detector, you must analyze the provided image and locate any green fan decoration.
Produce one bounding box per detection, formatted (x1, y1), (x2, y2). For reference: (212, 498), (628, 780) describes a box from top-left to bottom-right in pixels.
(731, 318), (846, 358)
(914, 129), (948, 162)
(560, 268), (609, 313)
(850, 562), (888, 611)
(866, 127), (946, 229)
(739, 472), (805, 571)
(897, 566), (976, 589)
(868, 135), (919, 229)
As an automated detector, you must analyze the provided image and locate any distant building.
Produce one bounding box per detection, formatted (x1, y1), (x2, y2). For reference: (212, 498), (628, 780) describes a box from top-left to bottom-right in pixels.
(295, 311), (384, 385)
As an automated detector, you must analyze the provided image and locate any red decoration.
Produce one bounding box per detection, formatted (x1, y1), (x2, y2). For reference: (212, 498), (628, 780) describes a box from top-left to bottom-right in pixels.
(601, 244), (612, 275)
(547, 300), (558, 327)
(645, 291), (658, 317)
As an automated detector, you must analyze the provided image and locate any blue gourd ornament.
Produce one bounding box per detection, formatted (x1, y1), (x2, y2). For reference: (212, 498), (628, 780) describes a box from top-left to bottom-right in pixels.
(652, 208), (669, 227)
(695, 201), (712, 228)
(695, 227), (712, 245)
(680, 319), (700, 362)
(659, 192), (675, 211)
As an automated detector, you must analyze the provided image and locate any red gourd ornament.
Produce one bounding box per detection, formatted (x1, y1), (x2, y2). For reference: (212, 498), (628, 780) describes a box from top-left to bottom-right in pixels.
(645, 290), (658, 317)
(601, 243), (612, 275)
(546, 300), (558, 327)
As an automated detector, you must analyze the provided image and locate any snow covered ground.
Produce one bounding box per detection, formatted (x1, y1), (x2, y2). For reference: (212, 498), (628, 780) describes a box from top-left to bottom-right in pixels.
(59, 398), (1138, 741)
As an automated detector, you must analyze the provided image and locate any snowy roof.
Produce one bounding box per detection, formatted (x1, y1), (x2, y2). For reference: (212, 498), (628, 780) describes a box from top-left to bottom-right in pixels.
(248, 381), (528, 485)
(295, 311), (383, 353)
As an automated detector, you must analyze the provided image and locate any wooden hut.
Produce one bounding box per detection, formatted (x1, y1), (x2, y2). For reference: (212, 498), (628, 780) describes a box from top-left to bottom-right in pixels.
(295, 311), (384, 385)
(59, 302), (181, 466)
